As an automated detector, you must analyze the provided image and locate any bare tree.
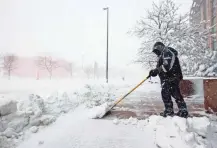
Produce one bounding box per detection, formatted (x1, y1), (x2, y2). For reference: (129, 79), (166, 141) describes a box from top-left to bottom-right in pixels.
(131, 0), (213, 76)
(64, 62), (74, 77)
(36, 56), (59, 79)
(2, 54), (18, 79)
(84, 66), (92, 79)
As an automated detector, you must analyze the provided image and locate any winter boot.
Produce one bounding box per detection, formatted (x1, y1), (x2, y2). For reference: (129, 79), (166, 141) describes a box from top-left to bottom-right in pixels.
(159, 110), (174, 117)
(175, 109), (188, 118)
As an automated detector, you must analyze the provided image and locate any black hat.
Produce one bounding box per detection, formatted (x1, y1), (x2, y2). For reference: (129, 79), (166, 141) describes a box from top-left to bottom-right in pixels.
(152, 42), (165, 56)
(153, 42), (164, 47)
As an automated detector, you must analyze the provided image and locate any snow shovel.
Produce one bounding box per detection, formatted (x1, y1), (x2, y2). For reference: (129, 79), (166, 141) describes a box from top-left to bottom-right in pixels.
(101, 75), (150, 118)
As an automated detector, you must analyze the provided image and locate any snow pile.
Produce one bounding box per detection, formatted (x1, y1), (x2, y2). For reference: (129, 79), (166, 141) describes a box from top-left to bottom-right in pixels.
(18, 94), (45, 117)
(88, 102), (112, 119)
(77, 83), (136, 119)
(43, 91), (78, 115)
(112, 115), (213, 148)
(0, 96), (17, 116)
(187, 117), (210, 138)
(0, 82), (126, 148)
(74, 84), (116, 108)
(0, 93), (78, 148)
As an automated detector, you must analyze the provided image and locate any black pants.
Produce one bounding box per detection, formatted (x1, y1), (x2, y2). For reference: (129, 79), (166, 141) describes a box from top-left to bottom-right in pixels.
(161, 79), (187, 112)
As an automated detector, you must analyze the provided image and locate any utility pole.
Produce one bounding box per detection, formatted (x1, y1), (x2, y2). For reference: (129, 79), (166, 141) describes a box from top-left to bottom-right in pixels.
(103, 7), (109, 83)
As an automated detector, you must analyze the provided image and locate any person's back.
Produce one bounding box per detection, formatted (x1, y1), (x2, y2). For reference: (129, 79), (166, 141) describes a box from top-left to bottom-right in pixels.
(157, 47), (183, 83)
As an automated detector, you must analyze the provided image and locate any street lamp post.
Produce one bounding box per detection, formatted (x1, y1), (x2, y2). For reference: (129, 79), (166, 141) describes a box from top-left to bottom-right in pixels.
(103, 7), (109, 83)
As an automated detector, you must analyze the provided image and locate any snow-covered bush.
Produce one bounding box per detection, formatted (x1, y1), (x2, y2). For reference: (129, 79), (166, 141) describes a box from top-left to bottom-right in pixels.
(194, 52), (217, 76)
(131, 0), (217, 76)
(44, 91), (78, 115)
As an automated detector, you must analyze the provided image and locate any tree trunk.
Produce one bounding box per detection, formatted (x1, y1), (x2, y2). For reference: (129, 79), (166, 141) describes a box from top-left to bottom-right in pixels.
(49, 71), (52, 80)
(8, 71), (11, 80)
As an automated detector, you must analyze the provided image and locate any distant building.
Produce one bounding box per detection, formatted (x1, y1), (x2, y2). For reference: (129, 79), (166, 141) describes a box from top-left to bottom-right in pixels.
(190, 0), (217, 51)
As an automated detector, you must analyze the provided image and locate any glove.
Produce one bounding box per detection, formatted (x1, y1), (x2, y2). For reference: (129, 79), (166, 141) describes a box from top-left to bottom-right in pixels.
(149, 68), (159, 77)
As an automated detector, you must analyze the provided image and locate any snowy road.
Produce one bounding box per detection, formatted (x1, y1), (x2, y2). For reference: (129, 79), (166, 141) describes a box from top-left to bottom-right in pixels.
(17, 106), (156, 148)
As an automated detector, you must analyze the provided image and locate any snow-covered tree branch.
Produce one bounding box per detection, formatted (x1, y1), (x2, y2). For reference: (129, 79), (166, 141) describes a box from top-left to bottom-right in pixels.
(131, 0), (216, 76)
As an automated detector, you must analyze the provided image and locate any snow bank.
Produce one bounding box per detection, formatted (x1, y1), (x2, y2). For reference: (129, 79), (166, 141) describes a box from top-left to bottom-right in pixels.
(112, 115), (214, 148)
(0, 81), (129, 148)
(0, 93), (78, 148)
(0, 96), (17, 116)
(74, 84), (116, 108)
(187, 117), (210, 137)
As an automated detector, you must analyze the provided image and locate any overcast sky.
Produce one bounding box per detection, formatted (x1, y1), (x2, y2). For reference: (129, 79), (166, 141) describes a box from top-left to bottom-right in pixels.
(0, 0), (192, 69)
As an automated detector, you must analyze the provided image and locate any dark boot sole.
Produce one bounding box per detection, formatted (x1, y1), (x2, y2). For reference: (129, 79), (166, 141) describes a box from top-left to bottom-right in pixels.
(159, 113), (175, 117)
(160, 115), (189, 118)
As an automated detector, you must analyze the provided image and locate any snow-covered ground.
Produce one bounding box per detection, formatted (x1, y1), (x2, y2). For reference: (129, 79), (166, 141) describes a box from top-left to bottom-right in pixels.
(0, 77), (217, 148)
(17, 106), (217, 148)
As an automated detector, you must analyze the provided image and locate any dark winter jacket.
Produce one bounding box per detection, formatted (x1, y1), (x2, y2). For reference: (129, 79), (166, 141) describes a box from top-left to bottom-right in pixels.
(156, 47), (183, 82)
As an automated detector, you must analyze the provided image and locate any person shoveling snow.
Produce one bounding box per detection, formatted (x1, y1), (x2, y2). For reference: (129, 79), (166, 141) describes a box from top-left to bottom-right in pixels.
(149, 42), (189, 118)
(89, 42), (189, 119)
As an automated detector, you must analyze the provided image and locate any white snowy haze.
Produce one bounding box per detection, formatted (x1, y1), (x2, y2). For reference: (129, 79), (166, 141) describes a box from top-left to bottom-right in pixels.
(2, 1), (217, 148)
(0, 0), (192, 78)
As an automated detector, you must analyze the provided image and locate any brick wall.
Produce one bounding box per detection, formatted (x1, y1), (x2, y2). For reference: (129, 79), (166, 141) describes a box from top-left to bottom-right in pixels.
(204, 79), (217, 112)
(181, 78), (217, 113)
(180, 80), (194, 97)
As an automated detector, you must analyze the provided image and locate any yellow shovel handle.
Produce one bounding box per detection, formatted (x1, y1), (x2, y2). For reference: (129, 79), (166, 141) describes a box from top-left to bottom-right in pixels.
(110, 75), (150, 109)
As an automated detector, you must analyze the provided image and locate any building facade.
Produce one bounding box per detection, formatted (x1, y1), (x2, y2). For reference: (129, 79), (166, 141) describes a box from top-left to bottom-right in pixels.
(190, 0), (217, 51)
